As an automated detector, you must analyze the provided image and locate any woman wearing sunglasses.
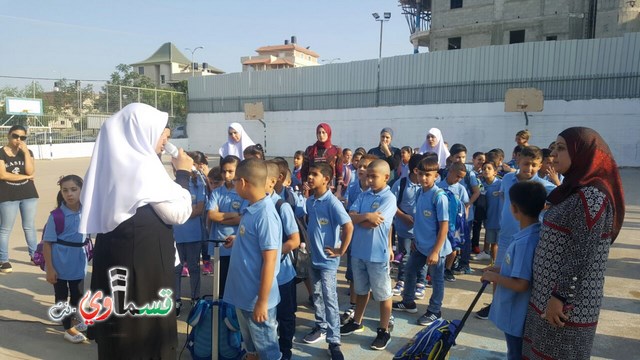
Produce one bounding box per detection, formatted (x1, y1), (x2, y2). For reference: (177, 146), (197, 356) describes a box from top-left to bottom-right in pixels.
(0, 125), (38, 273)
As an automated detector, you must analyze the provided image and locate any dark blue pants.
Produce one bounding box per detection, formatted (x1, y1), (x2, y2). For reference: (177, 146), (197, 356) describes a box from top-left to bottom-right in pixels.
(277, 278), (297, 358)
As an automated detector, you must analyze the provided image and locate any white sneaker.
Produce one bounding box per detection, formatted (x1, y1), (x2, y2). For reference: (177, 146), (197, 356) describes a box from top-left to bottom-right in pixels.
(473, 252), (491, 261)
(64, 332), (87, 344)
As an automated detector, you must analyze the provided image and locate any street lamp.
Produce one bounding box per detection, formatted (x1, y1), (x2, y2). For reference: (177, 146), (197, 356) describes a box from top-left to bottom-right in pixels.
(372, 12), (391, 60)
(320, 58), (341, 64)
(372, 12), (391, 106)
(185, 46), (204, 77)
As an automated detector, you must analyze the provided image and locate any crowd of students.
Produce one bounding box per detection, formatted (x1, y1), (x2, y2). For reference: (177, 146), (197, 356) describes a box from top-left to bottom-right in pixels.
(5, 115), (622, 360)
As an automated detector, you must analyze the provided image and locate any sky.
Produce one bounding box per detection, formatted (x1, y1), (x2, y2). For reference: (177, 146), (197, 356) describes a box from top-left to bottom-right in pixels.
(0, 0), (418, 91)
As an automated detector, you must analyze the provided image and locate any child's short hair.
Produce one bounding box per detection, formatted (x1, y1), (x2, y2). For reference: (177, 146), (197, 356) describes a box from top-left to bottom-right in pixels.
(294, 150), (304, 158)
(310, 162), (333, 182)
(236, 158), (267, 188)
(513, 145), (524, 155)
(472, 151), (484, 159)
(422, 151), (438, 164)
(482, 160), (498, 171)
(265, 161), (280, 179)
(516, 129), (531, 140)
(509, 181), (546, 218)
(485, 152), (500, 166)
(449, 162), (467, 174)
(243, 144), (264, 159)
(208, 166), (222, 181)
(359, 154), (378, 163)
(270, 157), (289, 178)
(187, 151), (208, 166)
(489, 148), (505, 160)
(449, 143), (467, 156)
(367, 159), (391, 175)
(519, 146), (543, 161)
(541, 148), (553, 160)
(417, 157), (439, 172)
(401, 146), (413, 153)
(343, 148), (352, 155)
(354, 147), (366, 156)
(408, 154), (424, 173)
(220, 155), (241, 167)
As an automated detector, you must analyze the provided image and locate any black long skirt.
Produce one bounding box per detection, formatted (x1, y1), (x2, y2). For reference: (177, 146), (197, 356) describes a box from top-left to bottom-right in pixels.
(87, 205), (177, 359)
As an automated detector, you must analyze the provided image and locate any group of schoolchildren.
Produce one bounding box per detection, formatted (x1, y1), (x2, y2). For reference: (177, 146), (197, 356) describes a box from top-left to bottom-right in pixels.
(42, 127), (562, 360)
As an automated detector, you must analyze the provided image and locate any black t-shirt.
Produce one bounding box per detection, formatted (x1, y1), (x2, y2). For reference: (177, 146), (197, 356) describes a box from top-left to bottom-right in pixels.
(0, 147), (39, 202)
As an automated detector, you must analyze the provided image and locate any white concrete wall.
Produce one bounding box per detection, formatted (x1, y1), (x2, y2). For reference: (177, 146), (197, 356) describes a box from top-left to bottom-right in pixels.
(188, 98), (640, 166)
(26, 139), (190, 160)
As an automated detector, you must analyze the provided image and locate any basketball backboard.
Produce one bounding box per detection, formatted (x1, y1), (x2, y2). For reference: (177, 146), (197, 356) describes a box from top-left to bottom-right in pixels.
(504, 88), (543, 112)
(244, 102), (264, 120)
(5, 97), (43, 116)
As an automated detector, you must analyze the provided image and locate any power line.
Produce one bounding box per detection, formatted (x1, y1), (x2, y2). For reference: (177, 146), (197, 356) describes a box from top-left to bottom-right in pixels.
(0, 75), (108, 82)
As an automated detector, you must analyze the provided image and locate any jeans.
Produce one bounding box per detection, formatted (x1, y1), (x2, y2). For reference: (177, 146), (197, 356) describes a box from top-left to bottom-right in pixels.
(396, 237), (427, 285)
(174, 242), (201, 300)
(402, 251), (445, 314)
(237, 307), (281, 360)
(311, 267), (341, 344)
(53, 279), (84, 330)
(505, 332), (523, 360)
(0, 197), (38, 262)
(277, 279), (297, 358)
(458, 221), (473, 268)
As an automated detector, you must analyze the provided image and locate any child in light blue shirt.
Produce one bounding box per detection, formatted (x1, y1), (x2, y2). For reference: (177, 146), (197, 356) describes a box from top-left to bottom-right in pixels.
(302, 163), (353, 358)
(43, 175), (89, 343)
(223, 159), (282, 360)
(341, 160), (397, 351)
(482, 181), (547, 360)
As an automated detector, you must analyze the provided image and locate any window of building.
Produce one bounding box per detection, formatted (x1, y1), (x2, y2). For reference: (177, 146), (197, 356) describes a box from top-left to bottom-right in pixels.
(138, 67), (144, 75)
(546, 35), (558, 41)
(448, 37), (461, 50)
(510, 30), (525, 44)
(160, 75), (165, 84)
(451, 0), (463, 9)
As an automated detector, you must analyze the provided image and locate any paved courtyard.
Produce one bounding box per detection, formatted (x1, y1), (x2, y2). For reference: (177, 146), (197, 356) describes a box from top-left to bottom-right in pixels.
(0, 157), (638, 359)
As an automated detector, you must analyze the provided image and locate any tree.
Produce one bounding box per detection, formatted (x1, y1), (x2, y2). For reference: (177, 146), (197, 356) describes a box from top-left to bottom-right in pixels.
(107, 64), (157, 88)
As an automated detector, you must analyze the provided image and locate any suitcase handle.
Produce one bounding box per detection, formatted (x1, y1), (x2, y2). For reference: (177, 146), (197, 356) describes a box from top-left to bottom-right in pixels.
(455, 281), (489, 337)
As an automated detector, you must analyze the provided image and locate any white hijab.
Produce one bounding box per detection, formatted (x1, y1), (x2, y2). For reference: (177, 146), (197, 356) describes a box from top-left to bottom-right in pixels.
(218, 122), (255, 160)
(419, 127), (450, 169)
(79, 103), (190, 234)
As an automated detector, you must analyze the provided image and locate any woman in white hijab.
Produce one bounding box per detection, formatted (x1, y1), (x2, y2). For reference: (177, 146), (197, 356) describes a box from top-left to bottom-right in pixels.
(80, 103), (193, 359)
(419, 128), (450, 169)
(218, 122), (255, 160)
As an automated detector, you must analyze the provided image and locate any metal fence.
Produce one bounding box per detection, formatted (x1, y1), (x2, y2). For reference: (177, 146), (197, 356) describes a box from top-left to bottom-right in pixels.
(188, 33), (640, 113)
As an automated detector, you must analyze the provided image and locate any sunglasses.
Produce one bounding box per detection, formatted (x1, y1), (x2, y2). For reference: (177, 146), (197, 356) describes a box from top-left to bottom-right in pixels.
(11, 134), (27, 141)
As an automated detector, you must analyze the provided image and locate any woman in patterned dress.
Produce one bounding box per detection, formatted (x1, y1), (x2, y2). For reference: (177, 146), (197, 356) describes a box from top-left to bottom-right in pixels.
(522, 127), (625, 359)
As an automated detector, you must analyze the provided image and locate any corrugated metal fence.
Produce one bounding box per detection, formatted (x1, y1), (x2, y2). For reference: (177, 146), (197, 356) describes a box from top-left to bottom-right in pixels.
(189, 33), (640, 113)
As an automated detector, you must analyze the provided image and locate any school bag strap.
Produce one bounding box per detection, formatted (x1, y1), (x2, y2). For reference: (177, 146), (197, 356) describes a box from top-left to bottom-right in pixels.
(396, 177), (408, 208)
(51, 208), (65, 235)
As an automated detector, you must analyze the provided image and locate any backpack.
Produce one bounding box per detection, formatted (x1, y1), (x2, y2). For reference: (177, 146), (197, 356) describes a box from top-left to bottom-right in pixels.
(434, 188), (467, 250)
(184, 298), (245, 360)
(275, 196), (311, 279)
(393, 318), (460, 360)
(33, 208), (94, 271)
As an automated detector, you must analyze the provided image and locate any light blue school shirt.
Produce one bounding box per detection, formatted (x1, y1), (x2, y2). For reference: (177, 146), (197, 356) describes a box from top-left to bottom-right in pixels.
(43, 204), (87, 281)
(490, 223), (541, 337)
(345, 181), (367, 209)
(306, 190), (352, 270)
(482, 178), (503, 230)
(223, 196), (282, 312)
(437, 179), (470, 210)
(390, 177), (421, 239)
(174, 177), (206, 244)
(278, 187), (306, 219)
(349, 186), (397, 263)
(269, 192), (298, 285)
(498, 172), (555, 244)
(414, 185), (452, 258)
(207, 185), (247, 256)
(461, 164), (480, 222)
